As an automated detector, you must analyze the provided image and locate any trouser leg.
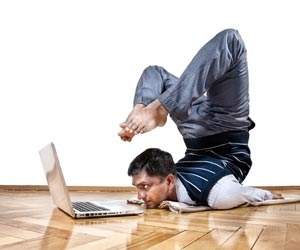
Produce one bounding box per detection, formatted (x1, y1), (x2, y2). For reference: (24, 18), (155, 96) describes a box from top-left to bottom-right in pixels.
(133, 66), (178, 106)
(207, 175), (273, 209)
(159, 29), (249, 121)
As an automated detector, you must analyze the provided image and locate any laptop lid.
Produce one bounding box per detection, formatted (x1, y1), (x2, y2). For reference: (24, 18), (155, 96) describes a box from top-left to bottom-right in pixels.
(39, 142), (144, 218)
(39, 143), (76, 217)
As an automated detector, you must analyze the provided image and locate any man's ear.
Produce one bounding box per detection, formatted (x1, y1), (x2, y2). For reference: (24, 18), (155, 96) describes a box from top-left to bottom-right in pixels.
(166, 174), (175, 186)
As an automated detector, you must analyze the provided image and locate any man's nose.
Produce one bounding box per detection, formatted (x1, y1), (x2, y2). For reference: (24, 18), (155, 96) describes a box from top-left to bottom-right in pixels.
(137, 190), (146, 200)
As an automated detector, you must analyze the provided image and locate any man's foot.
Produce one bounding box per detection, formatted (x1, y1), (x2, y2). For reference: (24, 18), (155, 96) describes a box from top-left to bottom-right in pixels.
(272, 192), (284, 200)
(118, 100), (169, 142)
(118, 128), (135, 142)
(118, 104), (145, 142)
(124, 99), (168, 134)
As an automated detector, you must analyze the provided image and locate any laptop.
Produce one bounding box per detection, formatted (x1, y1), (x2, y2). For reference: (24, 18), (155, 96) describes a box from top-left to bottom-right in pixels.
(39, 142), (144, 219)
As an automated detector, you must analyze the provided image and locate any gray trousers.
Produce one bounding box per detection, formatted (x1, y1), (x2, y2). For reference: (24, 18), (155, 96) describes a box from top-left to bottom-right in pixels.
(133, 28), (252, 138)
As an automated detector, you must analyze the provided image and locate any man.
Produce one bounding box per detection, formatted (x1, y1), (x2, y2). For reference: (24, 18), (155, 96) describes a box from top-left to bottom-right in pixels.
(118, 29), (282, 209)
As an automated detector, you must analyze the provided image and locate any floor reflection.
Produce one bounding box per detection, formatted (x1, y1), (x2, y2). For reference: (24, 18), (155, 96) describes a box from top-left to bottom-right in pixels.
(42, 208), (144, 249)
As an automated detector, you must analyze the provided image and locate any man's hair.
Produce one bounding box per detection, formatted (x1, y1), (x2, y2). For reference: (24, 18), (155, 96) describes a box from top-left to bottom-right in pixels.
(128, 148), (176, 179)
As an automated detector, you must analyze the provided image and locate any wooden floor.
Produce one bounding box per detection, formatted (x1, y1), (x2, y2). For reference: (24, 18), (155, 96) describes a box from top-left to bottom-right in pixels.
(0, 187), (300, 250)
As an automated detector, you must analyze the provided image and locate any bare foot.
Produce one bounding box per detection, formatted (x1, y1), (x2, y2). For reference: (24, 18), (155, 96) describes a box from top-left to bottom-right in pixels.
(118, 127), (135, 142)
(124, 99), (168, 134)
(118, 104), (145, 142)
(118, 100), (169, 142)
(272, 192), (284, 199)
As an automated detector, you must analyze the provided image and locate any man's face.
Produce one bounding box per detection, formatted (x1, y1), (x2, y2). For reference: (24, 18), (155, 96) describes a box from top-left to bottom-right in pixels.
(132, 169), (172, 208)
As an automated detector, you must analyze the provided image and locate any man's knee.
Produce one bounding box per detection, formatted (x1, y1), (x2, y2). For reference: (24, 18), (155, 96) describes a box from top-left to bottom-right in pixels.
(219, 28), (246, 61)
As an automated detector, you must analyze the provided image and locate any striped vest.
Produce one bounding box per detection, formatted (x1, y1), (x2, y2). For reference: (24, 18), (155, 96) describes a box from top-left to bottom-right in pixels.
(176, 130), (252, 206)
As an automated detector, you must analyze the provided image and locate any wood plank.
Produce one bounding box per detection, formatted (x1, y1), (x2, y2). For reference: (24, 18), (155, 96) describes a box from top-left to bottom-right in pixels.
(146, 230), (206, 250)
(218, 225), (263, 250)
(0, 236), (69, 250)
(126, 230), (180, 250)
(252, 226), (286, 250)
(0, 223), (43, 240)
(0, 185), (136, 192)
(184, 229), (235, 249)
(0, 233), (23, 245)
(0, 188), (299, 249)
(1, 185), (300, 192)
(285, 223), (300, 250)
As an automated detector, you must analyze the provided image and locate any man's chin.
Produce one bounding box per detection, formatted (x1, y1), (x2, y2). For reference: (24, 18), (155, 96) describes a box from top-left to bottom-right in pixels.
(145, 202), (159, 209)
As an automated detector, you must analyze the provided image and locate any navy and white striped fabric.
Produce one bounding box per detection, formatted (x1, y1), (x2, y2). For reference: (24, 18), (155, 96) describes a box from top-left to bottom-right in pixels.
(176, 130), (252, 206)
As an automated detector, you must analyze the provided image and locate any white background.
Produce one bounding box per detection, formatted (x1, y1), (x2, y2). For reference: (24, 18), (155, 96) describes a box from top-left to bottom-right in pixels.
(0, 0), (299, 187)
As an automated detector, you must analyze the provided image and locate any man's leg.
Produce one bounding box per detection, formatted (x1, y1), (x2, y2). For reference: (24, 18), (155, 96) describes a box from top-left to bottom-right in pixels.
(207, 175), (283, 209)
(118, 66), (177, 141)
(119, 29), (249, 137)
(159, 28), (249, 121)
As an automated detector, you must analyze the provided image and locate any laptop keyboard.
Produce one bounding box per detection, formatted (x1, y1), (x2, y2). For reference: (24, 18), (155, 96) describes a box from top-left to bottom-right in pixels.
(72, 201), (109, 212)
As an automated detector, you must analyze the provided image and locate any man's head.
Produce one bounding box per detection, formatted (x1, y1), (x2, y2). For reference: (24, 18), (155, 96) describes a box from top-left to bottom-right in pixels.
(128, 148), (177, 208)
